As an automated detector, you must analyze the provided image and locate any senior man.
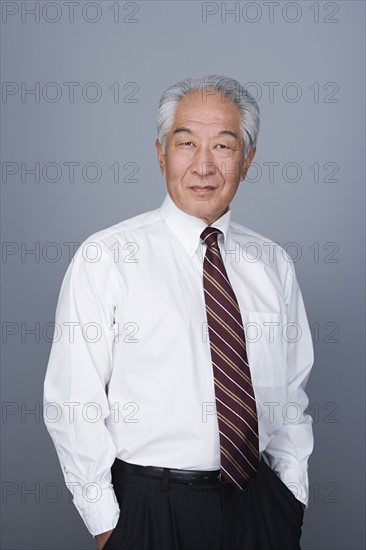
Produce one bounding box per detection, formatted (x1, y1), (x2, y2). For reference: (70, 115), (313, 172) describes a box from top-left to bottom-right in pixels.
(44, 75), (314, 550)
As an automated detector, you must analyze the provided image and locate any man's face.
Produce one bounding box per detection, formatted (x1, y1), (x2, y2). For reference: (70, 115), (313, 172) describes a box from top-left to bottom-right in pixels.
(156, 90), (256, 225)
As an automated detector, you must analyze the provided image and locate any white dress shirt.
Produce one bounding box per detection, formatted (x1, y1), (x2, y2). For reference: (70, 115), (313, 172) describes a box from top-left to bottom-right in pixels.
(43, 193), (314, 536)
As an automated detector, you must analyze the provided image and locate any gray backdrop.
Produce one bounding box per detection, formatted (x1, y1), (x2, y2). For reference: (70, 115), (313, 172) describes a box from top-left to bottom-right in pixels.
(1, 1), (365, 548)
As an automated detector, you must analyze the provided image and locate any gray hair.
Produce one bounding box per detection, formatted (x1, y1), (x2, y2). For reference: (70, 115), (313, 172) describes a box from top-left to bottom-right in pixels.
(156, 74), (260, 159)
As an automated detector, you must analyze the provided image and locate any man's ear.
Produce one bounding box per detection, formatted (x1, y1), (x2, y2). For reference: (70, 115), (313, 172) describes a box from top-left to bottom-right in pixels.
(240, 147), (256, 181)
(156, 139), (166, 176)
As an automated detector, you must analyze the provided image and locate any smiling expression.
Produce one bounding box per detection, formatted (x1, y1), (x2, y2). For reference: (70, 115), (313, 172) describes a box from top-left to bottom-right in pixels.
(156, 90), (256, 225)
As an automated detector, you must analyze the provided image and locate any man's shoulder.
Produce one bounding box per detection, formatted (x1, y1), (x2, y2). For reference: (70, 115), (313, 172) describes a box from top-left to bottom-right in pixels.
(81, 206), (162, 246)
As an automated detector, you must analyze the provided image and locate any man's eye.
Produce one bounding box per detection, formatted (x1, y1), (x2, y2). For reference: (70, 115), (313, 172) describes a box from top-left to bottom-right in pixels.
(216, 144), (228, 149)
(183, 141), (193, 146)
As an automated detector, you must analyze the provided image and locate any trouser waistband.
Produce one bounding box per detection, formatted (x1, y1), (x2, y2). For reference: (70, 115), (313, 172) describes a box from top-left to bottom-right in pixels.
(112, 458), (224, 486)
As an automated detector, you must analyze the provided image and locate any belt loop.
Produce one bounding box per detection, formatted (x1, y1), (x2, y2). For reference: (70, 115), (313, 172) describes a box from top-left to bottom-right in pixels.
(160, 468), (170, 492)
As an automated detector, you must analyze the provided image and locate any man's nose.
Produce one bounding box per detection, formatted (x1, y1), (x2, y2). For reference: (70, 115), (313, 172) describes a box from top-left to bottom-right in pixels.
(190, 147), (218, 179)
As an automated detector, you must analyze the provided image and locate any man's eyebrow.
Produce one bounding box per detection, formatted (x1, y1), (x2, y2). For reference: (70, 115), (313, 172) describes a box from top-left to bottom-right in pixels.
(172, 128), (239, 139)
(218, 130), (239, 140)
(172, 127), (193, 135)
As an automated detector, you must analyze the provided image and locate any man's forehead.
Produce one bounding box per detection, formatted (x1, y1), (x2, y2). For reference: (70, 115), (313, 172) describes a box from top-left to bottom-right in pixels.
(173, 125), (240, 139)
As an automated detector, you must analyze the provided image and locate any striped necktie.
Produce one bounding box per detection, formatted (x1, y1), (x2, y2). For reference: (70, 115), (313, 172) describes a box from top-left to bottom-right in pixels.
(201, 226), (259, 490)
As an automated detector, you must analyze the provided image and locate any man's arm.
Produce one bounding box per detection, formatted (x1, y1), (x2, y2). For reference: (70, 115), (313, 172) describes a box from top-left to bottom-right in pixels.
(264, 257), (314, 510)
(43, 238), (121, 537)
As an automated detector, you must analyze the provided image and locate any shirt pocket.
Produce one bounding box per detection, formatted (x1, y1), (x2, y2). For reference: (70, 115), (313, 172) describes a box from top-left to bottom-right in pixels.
(244, 311), (288, 387)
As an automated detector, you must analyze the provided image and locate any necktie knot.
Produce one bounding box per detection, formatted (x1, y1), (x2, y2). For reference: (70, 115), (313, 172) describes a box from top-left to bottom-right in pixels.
(200, 227), (222, 248)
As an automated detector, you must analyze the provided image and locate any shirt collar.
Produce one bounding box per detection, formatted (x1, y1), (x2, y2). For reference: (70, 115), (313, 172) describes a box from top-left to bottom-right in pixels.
(159, 193), (232, 257)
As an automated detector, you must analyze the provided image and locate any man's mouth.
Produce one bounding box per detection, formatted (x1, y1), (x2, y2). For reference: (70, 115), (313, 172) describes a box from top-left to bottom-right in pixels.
(189, 186), (216, 194)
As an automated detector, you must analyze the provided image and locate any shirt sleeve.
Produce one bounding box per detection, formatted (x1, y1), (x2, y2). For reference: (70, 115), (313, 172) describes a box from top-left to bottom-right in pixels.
(263, 257), (314, 508)
(43, 237), (121, 536)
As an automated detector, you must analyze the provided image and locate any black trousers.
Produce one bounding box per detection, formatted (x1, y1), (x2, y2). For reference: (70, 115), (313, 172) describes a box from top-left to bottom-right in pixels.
(104, 458), (304, 550)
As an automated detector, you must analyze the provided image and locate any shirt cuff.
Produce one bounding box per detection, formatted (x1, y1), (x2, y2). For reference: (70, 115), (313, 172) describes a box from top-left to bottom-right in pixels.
(275, 465), (309, 508)
(72, 483), (120, 536)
